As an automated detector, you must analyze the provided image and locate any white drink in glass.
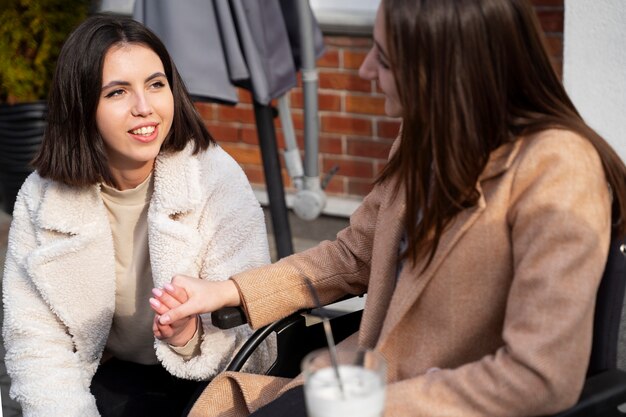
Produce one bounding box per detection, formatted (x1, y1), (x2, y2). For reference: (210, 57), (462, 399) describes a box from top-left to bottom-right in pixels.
(303, 349), (386, 417)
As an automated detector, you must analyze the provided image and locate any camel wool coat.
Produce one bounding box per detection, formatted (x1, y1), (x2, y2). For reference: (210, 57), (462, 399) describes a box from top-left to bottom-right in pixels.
(189, 129), (611, 417)
(2, 144), (275, 417)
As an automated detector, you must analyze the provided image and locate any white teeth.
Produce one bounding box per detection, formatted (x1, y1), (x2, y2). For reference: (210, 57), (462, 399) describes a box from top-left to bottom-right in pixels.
(130, 126), (155, 135)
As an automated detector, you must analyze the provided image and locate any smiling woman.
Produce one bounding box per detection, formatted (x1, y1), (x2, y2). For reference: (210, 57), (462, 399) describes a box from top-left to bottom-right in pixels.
(1, 14), (275, 417)
(96, 44), (174, 189)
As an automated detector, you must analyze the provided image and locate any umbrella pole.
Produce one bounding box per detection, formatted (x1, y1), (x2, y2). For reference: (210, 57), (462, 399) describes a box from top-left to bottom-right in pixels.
(253, 100), (294, 259)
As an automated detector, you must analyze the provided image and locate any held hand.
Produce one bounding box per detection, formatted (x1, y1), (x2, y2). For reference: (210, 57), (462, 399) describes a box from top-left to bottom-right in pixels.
(155, 275), (241, 326)
(149, 285), (197, 347)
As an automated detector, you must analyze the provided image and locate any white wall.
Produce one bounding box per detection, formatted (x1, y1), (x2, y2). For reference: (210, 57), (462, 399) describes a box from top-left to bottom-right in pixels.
(563, 0), (626, 162)
(309, 0), (379, 12)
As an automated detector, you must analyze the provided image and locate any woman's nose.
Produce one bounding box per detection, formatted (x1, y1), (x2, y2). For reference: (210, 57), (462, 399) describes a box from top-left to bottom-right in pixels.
(358, 48), (378, 81)
(131, 93), (153, 117)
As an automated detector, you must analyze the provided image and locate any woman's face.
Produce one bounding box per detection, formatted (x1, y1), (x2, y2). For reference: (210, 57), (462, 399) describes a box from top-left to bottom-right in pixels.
(96, 43), (174, 189)
(358, 5), (401, 118)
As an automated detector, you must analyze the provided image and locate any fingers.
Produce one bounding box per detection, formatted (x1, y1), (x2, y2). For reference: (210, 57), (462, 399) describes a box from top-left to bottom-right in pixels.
(153, 314), (179, 340)
(149, 297), (170, 315)
(153, 313), (198, 347)
(164, 281), (189, 303)
(153, 315), (164, 339)
(159, 302), (196, 325)
(151, 288), (182, 310)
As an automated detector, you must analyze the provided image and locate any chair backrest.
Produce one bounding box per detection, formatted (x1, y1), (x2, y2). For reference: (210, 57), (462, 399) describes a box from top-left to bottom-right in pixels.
(587, 233), (626, 376)
(220, 307), (362, 377)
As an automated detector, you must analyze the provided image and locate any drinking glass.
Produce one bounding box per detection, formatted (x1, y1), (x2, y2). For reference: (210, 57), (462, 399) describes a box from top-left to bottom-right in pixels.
(302, 348), (386, 417)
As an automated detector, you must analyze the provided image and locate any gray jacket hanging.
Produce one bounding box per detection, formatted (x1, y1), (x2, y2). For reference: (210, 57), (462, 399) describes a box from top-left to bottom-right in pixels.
(133, 0), (324, 105)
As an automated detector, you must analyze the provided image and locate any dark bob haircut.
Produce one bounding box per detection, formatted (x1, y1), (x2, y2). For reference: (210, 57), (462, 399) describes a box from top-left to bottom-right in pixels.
(33, 14), (214, 187)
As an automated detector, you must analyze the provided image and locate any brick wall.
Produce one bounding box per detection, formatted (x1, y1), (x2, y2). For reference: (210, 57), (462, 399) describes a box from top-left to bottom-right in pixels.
(196, 0), (564, 203)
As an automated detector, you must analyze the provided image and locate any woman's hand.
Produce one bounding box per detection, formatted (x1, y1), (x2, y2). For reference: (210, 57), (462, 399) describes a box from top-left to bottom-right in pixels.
(152, 274), (242, 327)
(149, 285), (197, 347)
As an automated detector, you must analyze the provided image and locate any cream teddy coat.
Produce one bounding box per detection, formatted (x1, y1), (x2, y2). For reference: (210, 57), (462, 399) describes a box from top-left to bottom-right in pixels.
(2, 144), (275, 417)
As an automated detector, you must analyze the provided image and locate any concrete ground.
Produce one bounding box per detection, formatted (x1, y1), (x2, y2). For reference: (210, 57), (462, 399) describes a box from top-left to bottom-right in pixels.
(0, 206), (350, 416)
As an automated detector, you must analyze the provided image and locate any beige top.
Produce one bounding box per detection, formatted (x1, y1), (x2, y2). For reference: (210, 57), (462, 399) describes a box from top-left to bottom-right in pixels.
(101, 174), (158, 364)
(101, 174), (200, 364)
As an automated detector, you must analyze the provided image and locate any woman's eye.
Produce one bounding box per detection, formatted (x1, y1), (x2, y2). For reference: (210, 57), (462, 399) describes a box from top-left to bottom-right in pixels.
(104, 89), (124, 98)
(376, 53), (390, 70)
(150, 80), (166, 89)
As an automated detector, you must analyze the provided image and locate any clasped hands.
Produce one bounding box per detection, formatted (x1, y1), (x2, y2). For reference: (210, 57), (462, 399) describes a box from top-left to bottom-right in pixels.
(149, 274), (241, 347)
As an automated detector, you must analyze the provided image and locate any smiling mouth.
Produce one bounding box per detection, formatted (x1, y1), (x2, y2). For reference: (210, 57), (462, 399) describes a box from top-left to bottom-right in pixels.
(130, 126), (156, 136)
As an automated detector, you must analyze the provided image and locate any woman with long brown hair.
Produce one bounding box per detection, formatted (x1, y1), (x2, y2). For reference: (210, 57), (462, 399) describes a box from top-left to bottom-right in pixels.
(151, 0), (626, 415)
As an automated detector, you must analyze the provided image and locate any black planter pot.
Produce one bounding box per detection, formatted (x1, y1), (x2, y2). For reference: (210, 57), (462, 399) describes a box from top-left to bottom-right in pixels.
(0, 101), (47, 214)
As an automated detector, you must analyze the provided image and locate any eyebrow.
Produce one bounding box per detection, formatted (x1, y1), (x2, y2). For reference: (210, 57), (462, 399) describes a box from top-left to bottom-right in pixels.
(101, 72), (166, 90)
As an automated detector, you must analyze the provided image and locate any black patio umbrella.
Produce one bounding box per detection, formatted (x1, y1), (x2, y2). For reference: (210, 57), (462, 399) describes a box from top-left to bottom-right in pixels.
(133, 0), (325, 259)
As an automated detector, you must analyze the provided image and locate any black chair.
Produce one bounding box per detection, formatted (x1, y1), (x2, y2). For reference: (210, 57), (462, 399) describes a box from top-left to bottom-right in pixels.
(212, 233), (626, 416)
(213, 299), (362, 377)
(552, 233), (626, 416)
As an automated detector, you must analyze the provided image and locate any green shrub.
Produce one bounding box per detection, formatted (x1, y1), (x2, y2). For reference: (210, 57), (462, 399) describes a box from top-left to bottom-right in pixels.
(0, 0), (90, 104)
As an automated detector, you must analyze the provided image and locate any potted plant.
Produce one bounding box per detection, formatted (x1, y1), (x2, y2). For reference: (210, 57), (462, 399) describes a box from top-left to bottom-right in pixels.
(0, 0), (90, 213)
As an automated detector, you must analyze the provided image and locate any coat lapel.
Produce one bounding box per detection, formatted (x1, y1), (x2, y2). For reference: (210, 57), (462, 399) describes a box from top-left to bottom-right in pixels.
(378, 195), (486, 346)
(148, 145), (205, 287)
(358, 179), (406, 349)
(26, 181), (116, 362)
(376, 140), (521, 347)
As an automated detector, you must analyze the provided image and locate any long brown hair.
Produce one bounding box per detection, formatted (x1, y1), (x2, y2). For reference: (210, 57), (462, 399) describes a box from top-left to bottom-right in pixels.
(377, 0), (626, 266)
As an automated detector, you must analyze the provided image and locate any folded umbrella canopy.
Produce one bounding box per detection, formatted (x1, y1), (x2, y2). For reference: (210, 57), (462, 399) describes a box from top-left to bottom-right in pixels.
(134, 0), (324, 258)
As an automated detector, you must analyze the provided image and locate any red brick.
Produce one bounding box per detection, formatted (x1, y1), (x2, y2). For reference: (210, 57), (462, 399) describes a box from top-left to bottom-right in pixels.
(194, 102), (216, 121)
(319, 70), (372, 93)
(289, 133), (343, 156)
(205, 122), (240, 143)
(289, 89), (342, 112)
(221, 144), (262, 165)
(323, 176), (345, 195)
(345, 94), (386, 116)
(322, 157), (374, 179)
(325, 36), (372, 48)
(241, 125), (259, 145)
(243, 165), (292, 188)
(377, 120), (401, 139)
(536, 9), (563, 33)
(343, 50), (369, 70)
(242, 165), (265, 185)
(237, 88), (253, 104)
(346, 138), (392, 159)
(319, 135), (344, 155)
(317, 48), (340, 68)
(317, 92), (343, 111)
(347, 178), (375, 197)
(321, 115), (372, 136)
(217, 105), (256, 124)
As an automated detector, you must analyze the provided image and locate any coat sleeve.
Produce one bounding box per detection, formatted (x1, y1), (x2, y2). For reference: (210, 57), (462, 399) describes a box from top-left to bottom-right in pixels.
(155, 147), (276, 379)
(232, 173), (386, 329)
(2, 181), (100, 417)
(382, 133), (612, 416)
